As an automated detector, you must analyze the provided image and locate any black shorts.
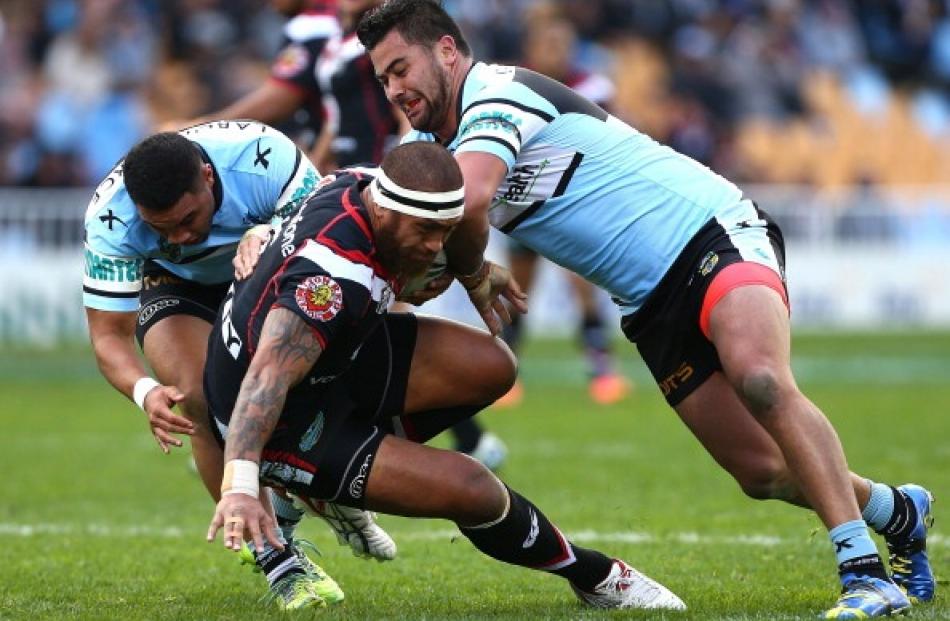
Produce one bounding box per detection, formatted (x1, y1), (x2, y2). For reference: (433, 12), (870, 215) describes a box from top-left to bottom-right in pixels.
(210, 312), (417, 508)
(135, 261), (230, 346)
(621, 207), (787, 406)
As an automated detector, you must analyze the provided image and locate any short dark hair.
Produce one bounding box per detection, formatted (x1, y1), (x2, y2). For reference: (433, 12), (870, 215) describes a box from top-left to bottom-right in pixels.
(357, 0), (470, 57)
(123, 132), (204, 212)
(382, 141), (462, 193)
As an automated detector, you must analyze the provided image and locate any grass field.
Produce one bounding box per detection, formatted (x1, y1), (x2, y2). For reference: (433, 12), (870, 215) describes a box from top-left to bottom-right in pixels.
(1, 333), (948, 620)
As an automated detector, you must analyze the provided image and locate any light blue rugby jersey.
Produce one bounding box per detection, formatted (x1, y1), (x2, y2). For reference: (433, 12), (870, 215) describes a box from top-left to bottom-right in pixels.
(403, 63), (753, 315)
(83, 121), (321, 312)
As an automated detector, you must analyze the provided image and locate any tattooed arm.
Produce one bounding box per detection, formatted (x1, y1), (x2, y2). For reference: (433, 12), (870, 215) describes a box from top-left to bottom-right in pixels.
(225, 307), (324, 463)
(209, 307), (323, 552)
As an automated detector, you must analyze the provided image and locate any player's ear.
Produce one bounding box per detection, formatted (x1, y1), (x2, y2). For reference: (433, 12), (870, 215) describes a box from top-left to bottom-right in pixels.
(436, 35), (457, 65)
(202, 163), (214, 187)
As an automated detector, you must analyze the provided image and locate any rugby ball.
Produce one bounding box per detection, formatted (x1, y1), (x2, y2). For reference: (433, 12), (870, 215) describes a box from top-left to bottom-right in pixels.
(400, 250), (448, 298)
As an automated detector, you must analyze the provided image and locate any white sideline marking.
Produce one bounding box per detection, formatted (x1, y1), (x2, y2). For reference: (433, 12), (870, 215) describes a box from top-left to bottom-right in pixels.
(2, 523), (946, 548)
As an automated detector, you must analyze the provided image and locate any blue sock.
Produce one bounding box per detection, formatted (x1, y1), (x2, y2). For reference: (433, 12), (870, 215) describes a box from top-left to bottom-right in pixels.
(861, 480), (895, 533)
(829, 519), (886, 580)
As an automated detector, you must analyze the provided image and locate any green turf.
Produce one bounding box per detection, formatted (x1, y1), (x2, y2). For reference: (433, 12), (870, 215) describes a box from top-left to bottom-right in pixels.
(1, 333), (948, 620)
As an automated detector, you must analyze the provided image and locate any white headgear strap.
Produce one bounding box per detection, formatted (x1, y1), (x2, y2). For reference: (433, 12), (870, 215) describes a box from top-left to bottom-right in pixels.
(370, 168), (464, 220)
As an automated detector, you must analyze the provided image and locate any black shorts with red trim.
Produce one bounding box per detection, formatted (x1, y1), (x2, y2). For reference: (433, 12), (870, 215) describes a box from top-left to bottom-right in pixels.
(135, 261), (230, 346)
(207, 312), (417, 508)
(620, 209), (787, 406)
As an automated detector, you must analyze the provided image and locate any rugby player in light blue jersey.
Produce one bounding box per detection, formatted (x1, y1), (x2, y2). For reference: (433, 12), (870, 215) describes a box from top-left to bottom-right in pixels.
(83, 121), (395, 610)
(358, 2), (935, 617)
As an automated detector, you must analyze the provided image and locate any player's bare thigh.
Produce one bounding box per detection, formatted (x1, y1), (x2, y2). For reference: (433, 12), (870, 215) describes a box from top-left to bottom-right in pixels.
(142, 313), (224, 498)
(141, 313), (212, 422)
(365, 434), (505, 526)
(403, 315), (516, 412)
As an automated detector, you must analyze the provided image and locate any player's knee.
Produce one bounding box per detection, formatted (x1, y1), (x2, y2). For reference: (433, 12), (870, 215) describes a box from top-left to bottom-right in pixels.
(176, 383), (209, 425)
(446, 458), (507, 526)
(474, 339), (518, 403)
(735, 366), (784, 418)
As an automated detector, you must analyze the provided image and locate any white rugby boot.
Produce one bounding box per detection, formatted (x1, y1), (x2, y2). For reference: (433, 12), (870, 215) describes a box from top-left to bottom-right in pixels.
(295, 496), (397, 561)
(572, 559), (686, 610)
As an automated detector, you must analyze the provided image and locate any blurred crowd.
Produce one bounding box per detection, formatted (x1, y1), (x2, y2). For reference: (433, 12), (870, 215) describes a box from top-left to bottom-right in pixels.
(2, 0), (950, 188)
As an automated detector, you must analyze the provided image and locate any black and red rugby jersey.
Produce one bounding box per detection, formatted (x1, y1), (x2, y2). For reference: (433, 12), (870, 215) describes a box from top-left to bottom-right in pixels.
(206, 171), (396, 424)
(268, 12), (340, 144)
(316, 31), (399, 166)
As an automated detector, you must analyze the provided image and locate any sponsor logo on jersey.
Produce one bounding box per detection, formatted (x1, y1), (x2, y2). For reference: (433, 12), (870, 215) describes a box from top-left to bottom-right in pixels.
(295, 275), (343, 321)
(279, 204), (307, 256)
(272, 44), (310, 79)
(275, 167), (319, 220)
(348, 453), (373, 499)
(84, 248), (142, 283)
(299, 411), (325, 452)
(459, 111), (522, 139)
(501, 161), (547, 203)
(138, 298), (180, 326)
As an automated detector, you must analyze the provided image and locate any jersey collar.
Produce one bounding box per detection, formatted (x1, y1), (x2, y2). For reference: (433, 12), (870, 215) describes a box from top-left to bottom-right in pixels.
(193, 142), (224, 212)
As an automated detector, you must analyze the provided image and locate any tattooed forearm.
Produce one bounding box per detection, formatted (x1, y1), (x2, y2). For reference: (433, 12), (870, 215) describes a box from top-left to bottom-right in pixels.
(225, 308), (324, 462)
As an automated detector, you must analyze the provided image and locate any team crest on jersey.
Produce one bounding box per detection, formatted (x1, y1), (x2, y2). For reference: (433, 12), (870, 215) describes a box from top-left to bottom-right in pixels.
(272, 44), (310, 79)
(295, 275), (343, 321)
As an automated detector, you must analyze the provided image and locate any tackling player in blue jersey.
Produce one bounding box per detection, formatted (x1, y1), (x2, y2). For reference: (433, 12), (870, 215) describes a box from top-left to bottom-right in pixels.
(83, 121), (395, 609)
(357, 2), (935, 618)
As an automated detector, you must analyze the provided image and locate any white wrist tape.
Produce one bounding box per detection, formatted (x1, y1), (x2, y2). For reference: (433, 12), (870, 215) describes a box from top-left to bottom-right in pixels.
(222, 459), (260, 498)
(132, 377), (161, 411)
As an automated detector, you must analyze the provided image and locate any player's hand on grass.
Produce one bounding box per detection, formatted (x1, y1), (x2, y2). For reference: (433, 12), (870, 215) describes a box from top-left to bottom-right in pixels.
(458, 261), (528, 336)
(208, 493), (284, 553)
(234, 224), (271, 280)
(142, 385), (193, 454)
(396, 271), (454, 305)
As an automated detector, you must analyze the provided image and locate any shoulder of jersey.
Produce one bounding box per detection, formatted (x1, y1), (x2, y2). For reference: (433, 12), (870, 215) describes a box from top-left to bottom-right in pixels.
(464, 63), (538, 109)
(469, 63), (517, 91)
(314, 168), (372, 196)
(84, 161), (132, 229)
(284, 13), (340, 43)
(179, 120), (295, 172)
(177, 119), (276, 144)
(567, 70), (615, 107)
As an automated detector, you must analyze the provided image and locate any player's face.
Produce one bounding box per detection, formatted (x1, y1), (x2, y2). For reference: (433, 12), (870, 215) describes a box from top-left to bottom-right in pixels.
(138, 164), (216, 246)
(370, 31), (454, 133)
(374, 210), (460, 278)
